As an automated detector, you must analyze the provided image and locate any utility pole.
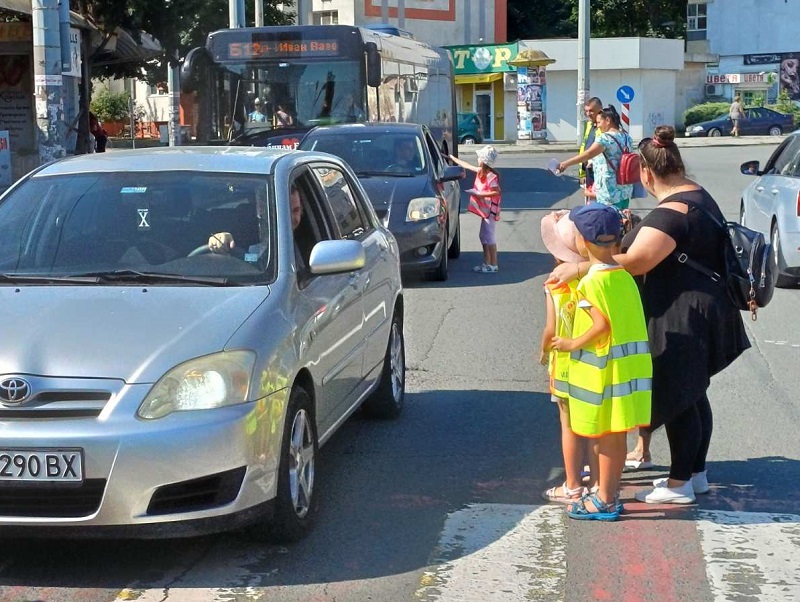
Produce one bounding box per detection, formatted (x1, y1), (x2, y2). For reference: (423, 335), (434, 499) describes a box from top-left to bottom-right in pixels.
(255, 0), (264, 26)
(33, 0), (66, 164)
(230, 0), (245, 28)
(576, 0), (590, 147)
(167, 52), (181, 146)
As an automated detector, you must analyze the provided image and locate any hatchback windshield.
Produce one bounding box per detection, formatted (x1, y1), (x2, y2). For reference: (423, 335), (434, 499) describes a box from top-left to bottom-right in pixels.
(299, 132), (427, 176)
(0, 171), (274, 284)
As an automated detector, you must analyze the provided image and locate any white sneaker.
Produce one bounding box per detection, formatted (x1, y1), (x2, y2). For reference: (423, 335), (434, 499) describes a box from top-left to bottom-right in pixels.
(691, 471), (710, 494)
(635, 479), (696, 504)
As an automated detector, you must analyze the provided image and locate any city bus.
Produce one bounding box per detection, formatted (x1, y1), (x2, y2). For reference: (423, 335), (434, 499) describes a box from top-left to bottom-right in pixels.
(180, 25), (457, 154)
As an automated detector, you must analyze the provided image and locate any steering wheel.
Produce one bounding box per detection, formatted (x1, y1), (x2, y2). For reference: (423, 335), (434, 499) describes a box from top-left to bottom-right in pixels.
(187, 244), (212, 257)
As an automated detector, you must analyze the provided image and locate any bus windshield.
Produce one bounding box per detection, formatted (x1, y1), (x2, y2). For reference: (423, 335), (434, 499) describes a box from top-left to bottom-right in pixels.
(219, 60), (364, 141)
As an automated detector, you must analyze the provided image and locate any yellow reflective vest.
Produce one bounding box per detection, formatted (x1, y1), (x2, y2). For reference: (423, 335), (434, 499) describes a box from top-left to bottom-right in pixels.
(578, 121), (595, 179)
(567, 265), (652, 437)
(546, 279), (579, 399)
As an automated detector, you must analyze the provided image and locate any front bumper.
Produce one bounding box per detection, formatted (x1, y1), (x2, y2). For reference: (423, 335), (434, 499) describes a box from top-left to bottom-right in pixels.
(0, 382), (288, 536)
(389, 218), (446, 272)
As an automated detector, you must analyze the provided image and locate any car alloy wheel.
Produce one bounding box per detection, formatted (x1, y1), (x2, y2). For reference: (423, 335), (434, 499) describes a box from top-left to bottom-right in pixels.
(708, 128), (721, 137)
(772, 221), (798, 287)
(265, 386), (318, 542)
(461, 135), (477, 145)
(769, 126), (782, 136)
(362, 312), (405, 419)
(432, 220), (449, 281)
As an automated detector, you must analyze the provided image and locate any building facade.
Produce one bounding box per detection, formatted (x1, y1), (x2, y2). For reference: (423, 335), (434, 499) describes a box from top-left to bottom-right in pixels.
(295, 0), (507, 50)
(691, 0), (798, 105)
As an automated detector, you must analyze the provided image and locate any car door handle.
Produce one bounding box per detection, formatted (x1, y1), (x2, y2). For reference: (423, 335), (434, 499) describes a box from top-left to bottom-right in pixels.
(755, 186), (765, 192)
(771, 189), (780, 195)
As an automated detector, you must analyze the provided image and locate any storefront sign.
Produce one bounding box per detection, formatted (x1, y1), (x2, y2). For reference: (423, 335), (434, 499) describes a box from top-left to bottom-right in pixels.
(63, 28), (82, 78)
(744, 53), (783, 66)
(446, 42), (519, 74)
(0, 22), (32, 42)
(706, 73), (741, 84)
(517, 66), (547, 140)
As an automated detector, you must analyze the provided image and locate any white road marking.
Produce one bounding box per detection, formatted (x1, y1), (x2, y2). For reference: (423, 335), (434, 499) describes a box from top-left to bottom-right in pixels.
(697, 510), (800, 602)
(415, 504), (566, 602)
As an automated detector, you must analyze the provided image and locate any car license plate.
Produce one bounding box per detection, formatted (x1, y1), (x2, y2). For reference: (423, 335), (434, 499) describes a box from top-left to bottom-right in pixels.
(0, 449), (83, 482)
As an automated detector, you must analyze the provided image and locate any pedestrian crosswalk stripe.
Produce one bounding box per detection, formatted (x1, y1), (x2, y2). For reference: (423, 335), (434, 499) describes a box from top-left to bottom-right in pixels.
(415, 504), (566, 602)
(697, 510), (800, 602)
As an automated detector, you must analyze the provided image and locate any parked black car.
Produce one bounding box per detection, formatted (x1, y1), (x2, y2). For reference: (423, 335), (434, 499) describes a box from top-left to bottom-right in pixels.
(685, 107), (794, 137)
(299, 123), (464, 281)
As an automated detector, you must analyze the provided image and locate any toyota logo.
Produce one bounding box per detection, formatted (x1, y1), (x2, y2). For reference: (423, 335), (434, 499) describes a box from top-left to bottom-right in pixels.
(0, 378), (31, 404)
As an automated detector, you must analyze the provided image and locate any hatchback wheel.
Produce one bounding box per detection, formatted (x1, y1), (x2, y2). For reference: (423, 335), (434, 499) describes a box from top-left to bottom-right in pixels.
(448, 211), (461, 259)
(772, 221), (800, 288)
(769, 126), (782, 136)
(362, 313), (405, 419)
(431, 221), (449, 281)
(708, 128), (721, 137)
(461, 135), (477, 145)
(264, 386), (318, 543)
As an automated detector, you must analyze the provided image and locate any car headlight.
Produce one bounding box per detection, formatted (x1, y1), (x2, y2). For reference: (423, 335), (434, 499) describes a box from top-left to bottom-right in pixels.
(406, 197), (441, 222)
(690, 125), (704, 133)
(138, 350), (256, 419)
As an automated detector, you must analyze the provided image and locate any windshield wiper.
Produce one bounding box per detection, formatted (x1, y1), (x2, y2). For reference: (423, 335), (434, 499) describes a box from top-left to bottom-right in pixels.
(69, 270), (239, 286)
(0, 273), (101, 284)
(355, 170), (414, 178)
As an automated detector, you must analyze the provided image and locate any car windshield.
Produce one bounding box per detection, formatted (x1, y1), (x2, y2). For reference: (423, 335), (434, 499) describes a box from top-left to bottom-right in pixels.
(299, 131), (427, 176)
(0, 171), (274, 285)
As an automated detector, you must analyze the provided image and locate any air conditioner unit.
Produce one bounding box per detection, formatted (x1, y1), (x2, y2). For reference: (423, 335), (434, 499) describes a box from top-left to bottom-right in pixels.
(503, 72), (518, 91)
(705, 84), (719, 97)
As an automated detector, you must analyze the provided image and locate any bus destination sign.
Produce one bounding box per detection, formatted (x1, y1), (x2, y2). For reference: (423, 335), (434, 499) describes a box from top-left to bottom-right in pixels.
(227, 39), (340, 59)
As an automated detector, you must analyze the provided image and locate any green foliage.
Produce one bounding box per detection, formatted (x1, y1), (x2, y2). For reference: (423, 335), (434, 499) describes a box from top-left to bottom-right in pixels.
(683, 102), (729, 127)
(750, 92), (766, 107)
(86, 0), (294, 82)
(507, 0), (686, 39)
(769, 90), (800, 127)
(90, 89), (131, 123)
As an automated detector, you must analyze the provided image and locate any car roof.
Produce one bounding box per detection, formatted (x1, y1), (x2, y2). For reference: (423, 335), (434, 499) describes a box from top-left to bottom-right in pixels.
(33, 146), (298, 177)
(305, 122), (426, 136)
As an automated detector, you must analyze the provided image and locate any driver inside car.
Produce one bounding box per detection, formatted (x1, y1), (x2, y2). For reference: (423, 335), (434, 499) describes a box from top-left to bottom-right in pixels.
(391, 137), (418, 170)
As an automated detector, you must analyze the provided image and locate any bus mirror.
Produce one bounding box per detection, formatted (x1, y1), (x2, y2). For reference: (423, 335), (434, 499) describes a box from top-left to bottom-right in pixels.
(180, 47), (211, 94)
(365, 43), (381, 87)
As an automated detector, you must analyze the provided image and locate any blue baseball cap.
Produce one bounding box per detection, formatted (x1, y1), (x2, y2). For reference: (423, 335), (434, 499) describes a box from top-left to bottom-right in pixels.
(569, 203), (623, 245)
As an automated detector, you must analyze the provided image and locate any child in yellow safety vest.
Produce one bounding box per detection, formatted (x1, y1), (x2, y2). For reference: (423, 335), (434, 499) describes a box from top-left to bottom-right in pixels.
(551, 203), (652, 521)
(539, 210), (598, 505)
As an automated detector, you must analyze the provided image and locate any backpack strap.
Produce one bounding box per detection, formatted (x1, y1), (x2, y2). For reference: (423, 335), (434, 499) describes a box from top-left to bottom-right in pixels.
(664, 197), (726, 279)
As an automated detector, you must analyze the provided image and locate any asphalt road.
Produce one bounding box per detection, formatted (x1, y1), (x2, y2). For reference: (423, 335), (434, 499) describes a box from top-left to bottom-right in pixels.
(1, 144), (799, 602)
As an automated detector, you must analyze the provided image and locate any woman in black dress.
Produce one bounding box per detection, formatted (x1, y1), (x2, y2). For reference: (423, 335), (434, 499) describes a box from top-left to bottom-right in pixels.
(551, 125), (750, 504)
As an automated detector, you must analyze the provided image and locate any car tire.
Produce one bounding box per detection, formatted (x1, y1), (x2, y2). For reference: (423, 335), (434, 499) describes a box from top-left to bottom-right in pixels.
(362, 312), (405, 419)
(431, 221), (449, 281)
(772, 221), (799, 288)
(739, 201), (746, 226)
(448, 211), (461, 259)
(708, 128), (722, 137)
(264, 386), (318, 543)
(769, 126), (783, 136)
(461, 135), (477, 145)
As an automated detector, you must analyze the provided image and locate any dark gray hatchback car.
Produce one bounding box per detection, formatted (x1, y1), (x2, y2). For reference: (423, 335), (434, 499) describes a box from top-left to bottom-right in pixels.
(299, 123), (464, 281)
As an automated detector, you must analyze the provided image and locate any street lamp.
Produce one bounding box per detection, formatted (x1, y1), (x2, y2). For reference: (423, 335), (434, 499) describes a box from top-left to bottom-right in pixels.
(577, 0), (590, 147)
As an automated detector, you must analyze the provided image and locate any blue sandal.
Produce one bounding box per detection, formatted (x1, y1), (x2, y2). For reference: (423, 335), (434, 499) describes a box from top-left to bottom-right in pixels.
(566, 493), (620, 521)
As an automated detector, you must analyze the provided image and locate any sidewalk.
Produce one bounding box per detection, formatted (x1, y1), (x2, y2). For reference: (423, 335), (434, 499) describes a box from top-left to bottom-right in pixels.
(459, 134), (784, 155)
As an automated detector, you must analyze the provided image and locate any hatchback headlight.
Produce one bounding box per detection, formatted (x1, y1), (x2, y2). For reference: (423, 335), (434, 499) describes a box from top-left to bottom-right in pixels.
(406, 197), (441, 222)
(138, 350), (256, 420)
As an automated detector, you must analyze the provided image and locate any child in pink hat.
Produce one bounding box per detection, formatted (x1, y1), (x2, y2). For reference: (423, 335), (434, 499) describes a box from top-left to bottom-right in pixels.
(539, 210), (598, 503)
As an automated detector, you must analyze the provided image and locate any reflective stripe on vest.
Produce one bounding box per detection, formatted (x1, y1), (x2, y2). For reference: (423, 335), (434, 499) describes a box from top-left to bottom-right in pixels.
(567, 377), (653, 407)
(571, 340), (650, 370)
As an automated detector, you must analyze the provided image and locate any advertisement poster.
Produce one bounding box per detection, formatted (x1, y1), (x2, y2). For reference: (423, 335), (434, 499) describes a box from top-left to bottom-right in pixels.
(780, 53), (800, 101)
(517, 66), (547, 140)
(0, 55), (34, 151)
(0, 130), (11, 188)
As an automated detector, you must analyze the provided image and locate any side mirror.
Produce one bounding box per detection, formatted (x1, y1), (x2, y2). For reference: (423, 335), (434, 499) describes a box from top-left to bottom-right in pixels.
(309, 240), (365, 275)
(180, 46), (210, 94)
(740, 160), (760, 176)
(365, 42), (381, 88)
(442, 165), (465, 182)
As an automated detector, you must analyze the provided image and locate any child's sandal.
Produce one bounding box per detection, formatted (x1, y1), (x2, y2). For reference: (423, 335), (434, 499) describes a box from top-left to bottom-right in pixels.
(542, 482), (585, 504)
(566, 493), (620, 521)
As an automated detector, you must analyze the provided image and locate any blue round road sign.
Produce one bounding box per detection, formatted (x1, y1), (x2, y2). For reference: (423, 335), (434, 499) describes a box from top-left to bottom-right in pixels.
(616, 85), (635, 104)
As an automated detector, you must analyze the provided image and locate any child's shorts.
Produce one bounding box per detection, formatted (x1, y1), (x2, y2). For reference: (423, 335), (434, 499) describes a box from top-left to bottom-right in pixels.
(479, 218), (497, 245)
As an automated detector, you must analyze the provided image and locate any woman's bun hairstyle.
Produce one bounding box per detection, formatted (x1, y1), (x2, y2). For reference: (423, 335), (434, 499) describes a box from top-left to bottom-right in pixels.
(653, 125), (676, 147)
(640, 125), (684, 178)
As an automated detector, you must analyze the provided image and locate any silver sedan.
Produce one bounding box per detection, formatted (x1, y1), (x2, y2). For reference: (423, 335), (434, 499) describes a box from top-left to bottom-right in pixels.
(0, 147), (405, 541)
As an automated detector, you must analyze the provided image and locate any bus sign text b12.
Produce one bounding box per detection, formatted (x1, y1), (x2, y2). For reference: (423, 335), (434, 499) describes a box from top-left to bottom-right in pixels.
(227, 39), (339, 60)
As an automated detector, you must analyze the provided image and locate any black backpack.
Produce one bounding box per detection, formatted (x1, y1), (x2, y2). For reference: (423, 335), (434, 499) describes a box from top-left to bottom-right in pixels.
(672, 201), (776, 320)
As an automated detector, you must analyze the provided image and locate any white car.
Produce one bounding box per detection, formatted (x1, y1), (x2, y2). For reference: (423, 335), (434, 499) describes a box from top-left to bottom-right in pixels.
(740, 131), (800, 287)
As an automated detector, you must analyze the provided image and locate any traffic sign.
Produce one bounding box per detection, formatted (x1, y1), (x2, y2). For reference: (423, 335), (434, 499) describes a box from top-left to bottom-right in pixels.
(616, 85), (635, 104)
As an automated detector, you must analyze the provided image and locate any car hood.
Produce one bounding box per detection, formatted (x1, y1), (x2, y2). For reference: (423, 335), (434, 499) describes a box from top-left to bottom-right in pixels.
(358, 175), (430, 211)
(0, 286), (269, 383)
